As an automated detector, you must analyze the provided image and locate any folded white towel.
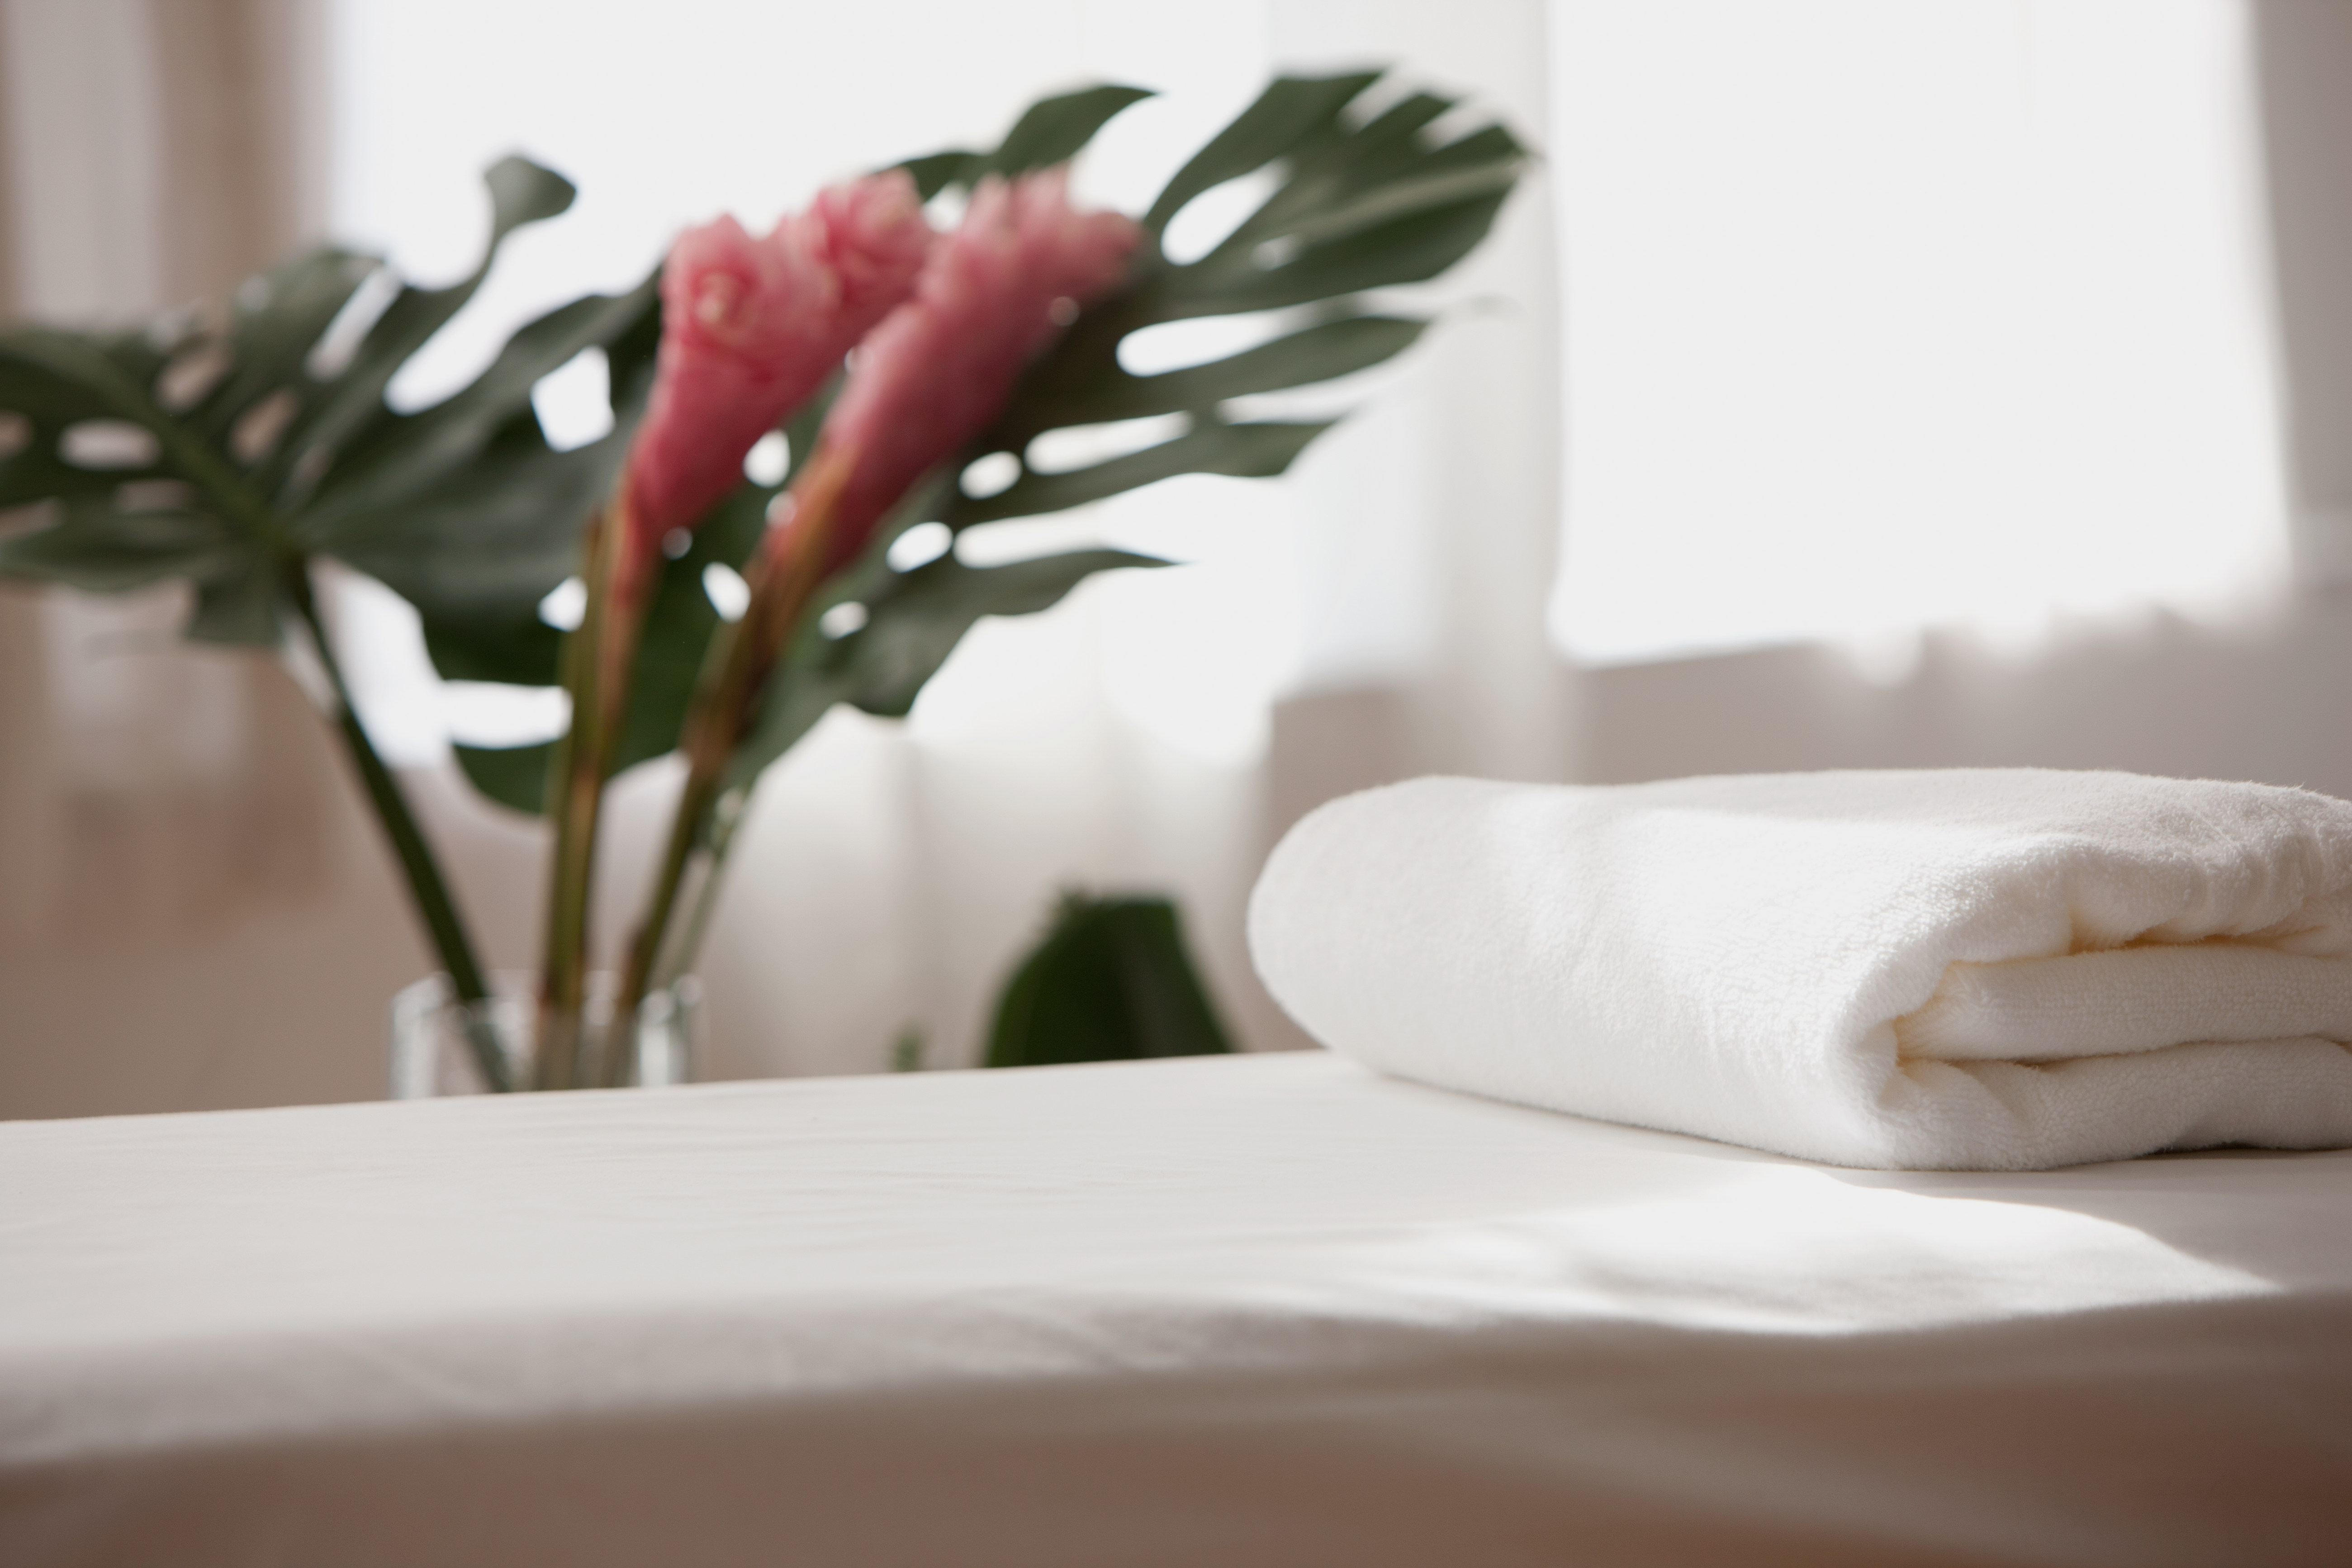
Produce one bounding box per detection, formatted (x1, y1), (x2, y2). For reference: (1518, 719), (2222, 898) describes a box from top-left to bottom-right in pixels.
(1248, 770), (2352, 1170)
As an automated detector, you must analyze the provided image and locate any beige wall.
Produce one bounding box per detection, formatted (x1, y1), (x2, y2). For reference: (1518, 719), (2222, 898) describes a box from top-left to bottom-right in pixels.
(0, 0), (432, 1116)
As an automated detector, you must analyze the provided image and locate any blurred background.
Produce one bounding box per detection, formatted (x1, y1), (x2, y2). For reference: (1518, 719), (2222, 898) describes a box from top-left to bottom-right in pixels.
(1, 0), (2347, 1118)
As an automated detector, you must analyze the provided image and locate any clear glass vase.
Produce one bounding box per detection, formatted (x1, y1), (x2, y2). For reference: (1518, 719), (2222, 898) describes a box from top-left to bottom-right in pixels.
(388, 971), (700, 1097)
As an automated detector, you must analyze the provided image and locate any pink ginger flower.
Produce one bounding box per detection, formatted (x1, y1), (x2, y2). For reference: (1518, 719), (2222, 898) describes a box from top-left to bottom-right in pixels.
(774, 167), (1140, 574)
(622, 171), (934, 572)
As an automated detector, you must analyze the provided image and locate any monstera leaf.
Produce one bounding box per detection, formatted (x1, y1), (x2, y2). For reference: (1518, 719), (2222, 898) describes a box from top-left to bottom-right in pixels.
(0, 73), (1522, 822)
(925, 71), (1519, 531)
(449, 70), (1527, 815)
(0, 156), (657, 674)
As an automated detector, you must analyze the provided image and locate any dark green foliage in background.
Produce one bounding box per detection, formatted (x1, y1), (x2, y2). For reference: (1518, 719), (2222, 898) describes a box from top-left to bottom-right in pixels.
(985, 893), (1236, 1068)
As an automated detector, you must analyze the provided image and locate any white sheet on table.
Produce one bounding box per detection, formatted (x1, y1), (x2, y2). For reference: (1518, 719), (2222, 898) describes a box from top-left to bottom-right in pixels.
(3, 1053), (2348, 1567)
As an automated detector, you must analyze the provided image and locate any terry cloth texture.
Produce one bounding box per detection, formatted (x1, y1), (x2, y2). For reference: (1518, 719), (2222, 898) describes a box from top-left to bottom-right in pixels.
(1248, 770), (2352, 1170)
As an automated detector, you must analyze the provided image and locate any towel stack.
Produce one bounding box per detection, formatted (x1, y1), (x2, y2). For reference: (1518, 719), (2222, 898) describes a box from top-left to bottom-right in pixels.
(1248, 770), (2352, 1170)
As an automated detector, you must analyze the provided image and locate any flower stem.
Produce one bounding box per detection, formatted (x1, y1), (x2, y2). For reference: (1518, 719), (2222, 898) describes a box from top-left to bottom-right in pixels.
(537, 502), (648, 1089)
(285, 565), (510, 1093)
(607, 447), (854, 1084)
(607, 616), (758, 1083)
(652, 785), (748, 992)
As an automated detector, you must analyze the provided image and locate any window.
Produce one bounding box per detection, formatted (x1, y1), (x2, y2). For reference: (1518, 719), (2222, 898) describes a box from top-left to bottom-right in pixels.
(1547, 0), (2286, 670)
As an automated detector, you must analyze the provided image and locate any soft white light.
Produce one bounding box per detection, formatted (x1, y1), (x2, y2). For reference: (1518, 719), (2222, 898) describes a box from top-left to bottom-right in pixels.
(1158, 169), (1278, 265)
(1547, 0), (2287, 667)
(443, 682), (571, 748)
(887, 521), (952, 572)
(537, 577), (586, 632)
(1117, 313), (1285, 376)
(529, 349), (612, 453)
(1025, 413), (1188, 475)
(1332, 1166), (2272, 1334)
(958, 451), (1020, 499)
(820, 601), (869, 639)
(1098, 475), (1290, 767)
(702, 562), (750, 622)
(954, 514), (1102, 568)
(325, 570), (446, 767)
(744, 430), (789, 486)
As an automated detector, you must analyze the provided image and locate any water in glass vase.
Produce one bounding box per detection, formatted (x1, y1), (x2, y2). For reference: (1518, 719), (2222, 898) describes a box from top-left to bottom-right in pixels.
(388, 972), (699, 1097)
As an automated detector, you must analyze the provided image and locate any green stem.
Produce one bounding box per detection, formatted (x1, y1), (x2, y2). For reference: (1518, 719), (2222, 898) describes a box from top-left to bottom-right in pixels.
(535, 568), (599, 1090)
(608, 446), (855, 1084)
(604, 784), (740, 1086)
(653, 786), (748, 991)
(607, 686), (730, 1085)
(286, 565), (510, 1092)
(540, 505), (654, 1089)
(537, 516), (611, 1088)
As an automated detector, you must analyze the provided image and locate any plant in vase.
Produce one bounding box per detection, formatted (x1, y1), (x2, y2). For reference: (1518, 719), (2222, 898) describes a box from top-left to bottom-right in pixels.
(0, 74), (1525, 1091)
(529, 171), (940, 1088)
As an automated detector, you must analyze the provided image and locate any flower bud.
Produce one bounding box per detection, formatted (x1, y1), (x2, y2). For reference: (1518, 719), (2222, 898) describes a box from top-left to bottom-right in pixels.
(775, 166), (1140, 575)
(623, 172), (936, 579)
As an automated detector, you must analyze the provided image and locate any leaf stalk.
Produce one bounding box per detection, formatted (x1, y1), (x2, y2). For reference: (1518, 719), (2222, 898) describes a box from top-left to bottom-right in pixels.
(286, 564), (509, 1091)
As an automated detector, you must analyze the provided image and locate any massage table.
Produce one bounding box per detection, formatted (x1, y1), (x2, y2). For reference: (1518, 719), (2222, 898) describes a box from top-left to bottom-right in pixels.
(4, 1051), (2347, 1565)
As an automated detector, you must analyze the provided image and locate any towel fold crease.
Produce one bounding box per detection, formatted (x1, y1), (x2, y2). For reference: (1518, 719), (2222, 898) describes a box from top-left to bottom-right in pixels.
(1247, 770), (2352, 1170)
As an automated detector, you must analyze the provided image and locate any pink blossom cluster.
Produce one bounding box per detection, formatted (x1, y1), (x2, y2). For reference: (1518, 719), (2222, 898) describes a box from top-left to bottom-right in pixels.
(779, 167), (1142, 573)
(623, 171), (934, 567)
